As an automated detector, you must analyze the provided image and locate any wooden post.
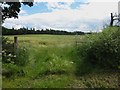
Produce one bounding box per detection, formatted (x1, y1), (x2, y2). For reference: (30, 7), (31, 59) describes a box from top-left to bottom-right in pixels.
(110, 13), (114, 26)
(14, 36), (18, 51)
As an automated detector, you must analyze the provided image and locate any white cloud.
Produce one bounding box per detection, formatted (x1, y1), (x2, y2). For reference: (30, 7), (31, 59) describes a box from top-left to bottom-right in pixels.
(2, 22), (25, 29)
(88, 0), (119, 2)
(3, 2), (118, 32)
(34, 0), (119, 3)
(34, 0), (74, 2)
(47, 2), (72, 10)
(14, 24), (23, 29)
(76, 2), (118, 20)
(19, 10), (27, 14)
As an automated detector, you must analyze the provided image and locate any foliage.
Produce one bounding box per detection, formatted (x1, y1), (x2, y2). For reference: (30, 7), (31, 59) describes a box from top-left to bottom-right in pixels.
(2, 63), (23, 78)
(77, 26), (120, 69)
(2, 37), (15, 64)
(2, 37), (28, 78)
(1, 2), (33, 23)
(2, 34), (118, 88)
(15, 46), (29, 66)
(2, 26), (85, 35)
(2, 36), (29, 66)
(23, 45), (75, 79)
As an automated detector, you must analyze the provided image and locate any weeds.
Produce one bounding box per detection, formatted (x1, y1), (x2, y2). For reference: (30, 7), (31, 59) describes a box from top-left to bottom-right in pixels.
(2, 27), (119, 88)
(77, 26), (120, 70)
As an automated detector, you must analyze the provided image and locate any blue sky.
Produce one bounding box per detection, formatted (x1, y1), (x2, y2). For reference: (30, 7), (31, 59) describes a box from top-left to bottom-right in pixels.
(20, 1), (88, 14)
(21, 2), (52, 14)
(3, 0), (118, 32)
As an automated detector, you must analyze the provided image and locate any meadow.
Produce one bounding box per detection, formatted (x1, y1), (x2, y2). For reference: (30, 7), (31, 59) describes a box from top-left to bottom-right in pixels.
(2, 33), (119, 88)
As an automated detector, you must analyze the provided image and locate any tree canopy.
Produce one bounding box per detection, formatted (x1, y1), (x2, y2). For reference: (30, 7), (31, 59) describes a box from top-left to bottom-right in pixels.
(2, 26), (86, 35)
(0, 2), (33, 23)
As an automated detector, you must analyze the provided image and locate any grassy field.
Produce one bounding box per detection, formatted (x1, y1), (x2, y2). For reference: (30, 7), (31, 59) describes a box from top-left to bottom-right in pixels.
(2, 34), (119, 88)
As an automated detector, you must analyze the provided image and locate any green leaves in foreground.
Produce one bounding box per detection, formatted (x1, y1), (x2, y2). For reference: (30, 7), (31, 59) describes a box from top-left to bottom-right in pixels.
(77, 26), (120, 69)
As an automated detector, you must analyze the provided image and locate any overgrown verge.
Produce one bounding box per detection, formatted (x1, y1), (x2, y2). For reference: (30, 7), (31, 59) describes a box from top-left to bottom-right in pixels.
(2, 37), (29, 78)
(76, 26), (120, 75)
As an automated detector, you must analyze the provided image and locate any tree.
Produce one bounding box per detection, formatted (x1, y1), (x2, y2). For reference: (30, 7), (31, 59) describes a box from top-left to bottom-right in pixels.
(1, 2), (33, 23)
(1, 2), (34, 71)
(1, 1), (34, 45)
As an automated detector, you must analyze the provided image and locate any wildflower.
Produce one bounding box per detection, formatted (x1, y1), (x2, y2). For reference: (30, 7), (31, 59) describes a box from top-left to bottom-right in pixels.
(70, 61), (74, 64)
(13, 55), (16, 58)
(8, 54), (12, 57)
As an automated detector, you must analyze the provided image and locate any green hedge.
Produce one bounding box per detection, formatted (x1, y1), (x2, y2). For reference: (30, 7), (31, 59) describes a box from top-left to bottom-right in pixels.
(78, 26), (120, 69)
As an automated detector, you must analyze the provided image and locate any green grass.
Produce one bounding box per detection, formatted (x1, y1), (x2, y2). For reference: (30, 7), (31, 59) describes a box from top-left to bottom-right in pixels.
(2, 34), (119, 88)
(6, 34), (79, 46)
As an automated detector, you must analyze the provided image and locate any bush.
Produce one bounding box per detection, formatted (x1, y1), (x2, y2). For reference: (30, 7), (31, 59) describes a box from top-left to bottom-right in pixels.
(78, 26), (120, 69)
(2, 37), (29, 66)
(2, 37), (29, 77)
(2, 63), (24, 78)
(2, 37), (15, 64)
(15, 46), (29, 66)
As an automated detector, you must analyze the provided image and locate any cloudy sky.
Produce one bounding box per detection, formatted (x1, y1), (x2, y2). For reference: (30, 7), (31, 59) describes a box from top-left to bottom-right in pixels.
(2, 0), (119, 32)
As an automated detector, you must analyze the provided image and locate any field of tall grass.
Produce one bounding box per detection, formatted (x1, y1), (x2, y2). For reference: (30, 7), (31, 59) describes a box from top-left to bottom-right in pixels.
(2, 27), (119, 88)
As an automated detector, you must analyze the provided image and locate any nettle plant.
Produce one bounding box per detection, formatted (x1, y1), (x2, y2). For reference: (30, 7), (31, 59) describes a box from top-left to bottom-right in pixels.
(2, 37), (16, 64)
(2, 37), (29, 66)
(2, 37), (29, 78)
(78, 26), (120, 69)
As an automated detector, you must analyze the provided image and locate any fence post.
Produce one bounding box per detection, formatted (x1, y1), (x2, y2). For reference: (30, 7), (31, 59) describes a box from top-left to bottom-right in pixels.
(110, 13), (114, 26)
(14, 36), (18, 52)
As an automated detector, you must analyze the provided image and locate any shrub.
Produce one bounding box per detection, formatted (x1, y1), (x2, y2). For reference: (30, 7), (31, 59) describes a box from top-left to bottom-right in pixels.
(2, 37), (29, 77)
(2, 37), (29, 66)
(2, 37), (15, 64)
(2, 63), (24, 78)
(15, 46), (29, 66)
(78, 26), (120, 69)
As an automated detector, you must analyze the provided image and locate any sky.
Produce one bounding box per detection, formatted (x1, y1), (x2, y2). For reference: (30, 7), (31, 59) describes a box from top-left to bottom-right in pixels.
(2, 0), (119, 32)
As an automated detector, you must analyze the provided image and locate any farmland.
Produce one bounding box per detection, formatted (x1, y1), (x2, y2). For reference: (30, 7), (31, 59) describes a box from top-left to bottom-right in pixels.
(2, 33), (119, 88)
(1, 1), (120, 89)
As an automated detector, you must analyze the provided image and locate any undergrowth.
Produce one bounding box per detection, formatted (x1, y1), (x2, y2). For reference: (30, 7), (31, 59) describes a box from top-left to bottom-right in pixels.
(76, 26), (120, 75)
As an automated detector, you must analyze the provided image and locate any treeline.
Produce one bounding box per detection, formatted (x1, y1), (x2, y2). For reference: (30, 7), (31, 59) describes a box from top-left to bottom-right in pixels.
(2, 26), (91, 35)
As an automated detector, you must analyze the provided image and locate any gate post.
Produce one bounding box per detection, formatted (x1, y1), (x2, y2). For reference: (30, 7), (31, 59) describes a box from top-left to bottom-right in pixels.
(14, 36), (18, 52)
(110, 13), (114, 26)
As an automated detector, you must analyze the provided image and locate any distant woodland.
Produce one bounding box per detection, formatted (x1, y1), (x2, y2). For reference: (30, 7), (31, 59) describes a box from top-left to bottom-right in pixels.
(2, 26), (92, 35)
